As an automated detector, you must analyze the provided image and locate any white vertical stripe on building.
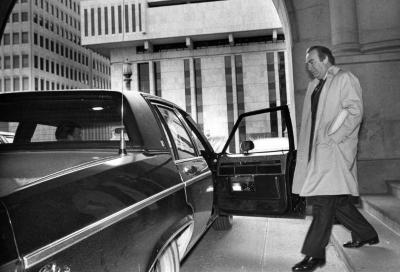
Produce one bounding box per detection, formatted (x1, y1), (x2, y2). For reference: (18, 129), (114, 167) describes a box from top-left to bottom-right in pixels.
(107, 4), (111, 35)
(94, 6), (98, 36)
(140, 0), (146, 33)
(135, 0), (140, 33)
(231, 55), (239, 152)
(149, 61), (155, 95)
(190, 58), (196, 121)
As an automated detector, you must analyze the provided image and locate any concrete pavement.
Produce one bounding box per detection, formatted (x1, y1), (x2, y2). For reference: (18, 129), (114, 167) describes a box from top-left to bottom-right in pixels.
(182, 216), (347, 272)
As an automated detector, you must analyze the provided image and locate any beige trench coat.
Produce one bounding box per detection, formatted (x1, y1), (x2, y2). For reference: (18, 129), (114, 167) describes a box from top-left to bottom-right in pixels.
(292, 66), (363, 196)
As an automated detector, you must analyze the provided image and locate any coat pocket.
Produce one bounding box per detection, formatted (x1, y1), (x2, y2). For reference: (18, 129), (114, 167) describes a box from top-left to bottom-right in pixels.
(337, 138), (358, 170)
(314, 141), (335, 174)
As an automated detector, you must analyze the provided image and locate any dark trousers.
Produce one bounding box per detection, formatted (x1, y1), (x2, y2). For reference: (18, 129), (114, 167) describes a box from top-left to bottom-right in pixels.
(301, 195), (378, 259)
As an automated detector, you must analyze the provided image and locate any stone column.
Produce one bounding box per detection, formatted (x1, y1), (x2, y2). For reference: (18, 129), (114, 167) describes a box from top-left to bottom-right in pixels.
(329, 0), (360, 54)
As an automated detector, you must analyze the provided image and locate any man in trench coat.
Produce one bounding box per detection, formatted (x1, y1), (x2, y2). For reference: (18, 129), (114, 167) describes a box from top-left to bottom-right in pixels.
(291, 46), (379, 272)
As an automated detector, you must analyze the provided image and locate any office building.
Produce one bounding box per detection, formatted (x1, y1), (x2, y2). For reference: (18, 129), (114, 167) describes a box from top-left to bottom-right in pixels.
(81, 0), (291, 151)
(0, 0), (111, 93)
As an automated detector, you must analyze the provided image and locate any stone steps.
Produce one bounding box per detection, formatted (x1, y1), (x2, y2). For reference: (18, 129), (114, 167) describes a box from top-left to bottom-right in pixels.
(331, 180), (400, 271)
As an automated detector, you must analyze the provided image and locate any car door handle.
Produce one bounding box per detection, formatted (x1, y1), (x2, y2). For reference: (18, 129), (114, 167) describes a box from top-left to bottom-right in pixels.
(183, 165), (198, 175)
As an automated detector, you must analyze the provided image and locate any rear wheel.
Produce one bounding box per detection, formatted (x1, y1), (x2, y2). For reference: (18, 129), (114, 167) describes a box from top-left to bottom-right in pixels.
(212, 215), (233, 230)
(153, 241), (180, 272)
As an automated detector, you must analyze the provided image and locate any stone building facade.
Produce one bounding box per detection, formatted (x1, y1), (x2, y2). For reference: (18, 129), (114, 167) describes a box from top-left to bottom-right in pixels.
(273, 0), (400, 193)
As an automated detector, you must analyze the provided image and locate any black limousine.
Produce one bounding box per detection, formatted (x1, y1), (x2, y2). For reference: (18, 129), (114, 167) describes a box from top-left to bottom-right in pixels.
(0, 90), (304, 272)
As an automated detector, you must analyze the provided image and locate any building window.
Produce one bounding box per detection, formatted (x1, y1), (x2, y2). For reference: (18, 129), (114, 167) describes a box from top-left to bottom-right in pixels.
(111, 6), (115, 34)
(40, 57), (44, 70)
(123, 5), (128, 33)
(184, 59), (191, 114)
(5, 78), (11, 92)
(13, 77), (20, 91)
(40, 79), (44, 91)
(138, 3), (142, 32)
(34, 55), (38, 68)
(35, 77), (39, 91)
(39, 35), (43, 47)
(4, 56), (11, 69)
(104, 7), (108, 34)
(96, 8), (101, 35)
(3, 33), (10, 45)
(84, 9), (88, 36)
(118, 5), (122, 33)
(12, 33), (19, 44)
(46, 59), (49, 72)
(22, 54), (29, 68)
(138, 62), (149, 93)
(12, 13), (19, 23)
(266, 52), (278, 136)
(154, 61), (161, 96)
(131, 4), (136, 32)
(194, 58), (203, 130)
(90, 8), (95, 36)
(22, 32), (29, 43)
(51, 61), (54, 73)
(45, 38), (49, 49)
(22, 77), (29, 91)
(21, 12), (28, 21)
(46, 81), (49, 90)
(34, 33), (38, 44)
(56, 63), (59, 75)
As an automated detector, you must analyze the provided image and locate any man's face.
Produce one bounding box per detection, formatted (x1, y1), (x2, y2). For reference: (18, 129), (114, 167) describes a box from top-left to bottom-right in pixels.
(305, 49), (329, 80)
(67, 127), (82, 141)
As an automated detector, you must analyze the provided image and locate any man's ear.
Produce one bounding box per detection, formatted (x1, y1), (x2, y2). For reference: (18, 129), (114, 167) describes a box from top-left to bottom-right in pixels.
(322, 56), (329, 64)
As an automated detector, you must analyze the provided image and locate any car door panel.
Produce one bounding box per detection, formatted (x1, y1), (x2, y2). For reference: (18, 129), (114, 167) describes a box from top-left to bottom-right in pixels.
(215, 106), (305, 218)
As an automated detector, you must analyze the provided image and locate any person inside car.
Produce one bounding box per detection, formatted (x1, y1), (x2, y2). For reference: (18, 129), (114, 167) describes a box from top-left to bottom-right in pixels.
(55, 122), (82, 141)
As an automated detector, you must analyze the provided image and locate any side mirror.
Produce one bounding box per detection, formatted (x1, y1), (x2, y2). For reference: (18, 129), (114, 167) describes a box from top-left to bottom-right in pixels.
(240, 140), (254, 154)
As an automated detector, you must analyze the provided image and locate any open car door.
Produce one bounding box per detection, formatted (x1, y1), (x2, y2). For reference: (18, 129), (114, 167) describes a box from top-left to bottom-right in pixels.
(215, 105), (305, 218)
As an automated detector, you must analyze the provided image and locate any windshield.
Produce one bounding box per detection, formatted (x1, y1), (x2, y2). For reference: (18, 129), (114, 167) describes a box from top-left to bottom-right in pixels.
(0, 91), (136, 148)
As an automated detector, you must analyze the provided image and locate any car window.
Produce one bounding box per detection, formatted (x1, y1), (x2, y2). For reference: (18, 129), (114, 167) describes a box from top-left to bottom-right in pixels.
(0, 92), (136, 147)
(227, 110), (289, 154)
(156, 106), (196, 160)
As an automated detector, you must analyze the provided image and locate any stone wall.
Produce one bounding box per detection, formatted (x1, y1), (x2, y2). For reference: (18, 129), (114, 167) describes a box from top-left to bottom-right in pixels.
(279, 0), (400, 193)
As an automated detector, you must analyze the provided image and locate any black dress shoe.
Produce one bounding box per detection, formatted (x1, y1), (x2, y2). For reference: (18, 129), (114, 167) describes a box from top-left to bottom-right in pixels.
(292, 256), (326, 271)
(343, 236), (379, 248)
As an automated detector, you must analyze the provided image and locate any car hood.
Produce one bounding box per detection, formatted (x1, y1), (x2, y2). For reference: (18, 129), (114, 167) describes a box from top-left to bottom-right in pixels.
(0, 150), (121, 197)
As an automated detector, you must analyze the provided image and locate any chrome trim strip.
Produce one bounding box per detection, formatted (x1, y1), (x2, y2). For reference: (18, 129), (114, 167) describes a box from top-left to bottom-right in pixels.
(23, 181), (186, 269)
(13, 154), (122, 194)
